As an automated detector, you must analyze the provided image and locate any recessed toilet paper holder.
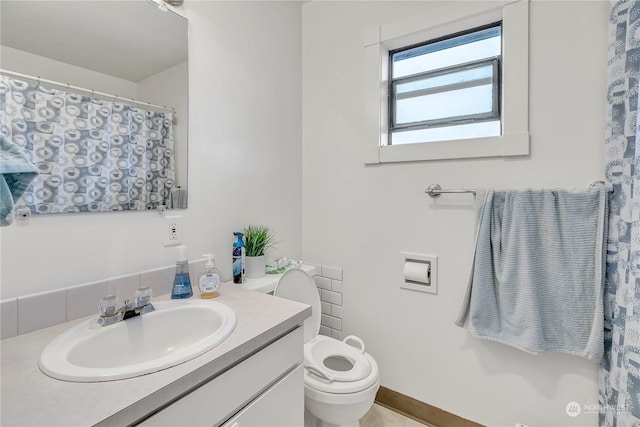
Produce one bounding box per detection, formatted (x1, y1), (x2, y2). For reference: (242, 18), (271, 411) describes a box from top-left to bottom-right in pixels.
(400, 252), (437, 294)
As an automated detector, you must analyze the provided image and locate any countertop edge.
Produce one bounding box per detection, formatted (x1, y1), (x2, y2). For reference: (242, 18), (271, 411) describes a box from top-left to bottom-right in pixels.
(99, 306), (311, 426)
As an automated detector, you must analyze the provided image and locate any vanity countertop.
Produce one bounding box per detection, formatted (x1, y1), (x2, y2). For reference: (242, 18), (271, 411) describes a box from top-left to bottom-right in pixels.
(0, 283), (311, 427)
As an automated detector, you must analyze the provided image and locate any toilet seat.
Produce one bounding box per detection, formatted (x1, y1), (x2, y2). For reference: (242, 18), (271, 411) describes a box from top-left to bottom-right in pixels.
(304, 335), (372, 382)
(304, 350), (379, 395)
(274, 268), (376, 391)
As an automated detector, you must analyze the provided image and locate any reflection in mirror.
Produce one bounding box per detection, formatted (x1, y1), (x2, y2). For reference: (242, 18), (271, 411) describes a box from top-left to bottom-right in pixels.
(0, 0), (188, 213)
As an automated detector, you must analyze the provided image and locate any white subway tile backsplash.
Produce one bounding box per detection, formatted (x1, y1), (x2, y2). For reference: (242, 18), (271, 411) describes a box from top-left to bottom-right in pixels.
(321, 314), (342, 331)
(18, 289), (66, 335)
(321, 289), (342, 305)
(2, 261), (213, 339)
(321, 265), (343, 281)
(331, 280), (343, 293)
(1, 299), (17, 340)
(314, 265), (345, 339)
(66, 281), (107, 321)
(315, 276), (331, 290)
(321, 301), (331, 315)
(107, 274), (141, 302)
(3, 261), (334, 339)
(305, 262), (322, 275)
(141, 266), (172, 297)
(331, 304), (343, 319)
(334, 317), (342, 332)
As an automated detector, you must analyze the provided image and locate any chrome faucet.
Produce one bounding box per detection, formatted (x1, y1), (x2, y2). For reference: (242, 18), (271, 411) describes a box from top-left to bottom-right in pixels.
(98, 287), (156, 326)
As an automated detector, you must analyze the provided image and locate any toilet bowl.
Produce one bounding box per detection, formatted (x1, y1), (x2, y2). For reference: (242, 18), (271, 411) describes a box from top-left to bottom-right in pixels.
(274, 269), (380, 427)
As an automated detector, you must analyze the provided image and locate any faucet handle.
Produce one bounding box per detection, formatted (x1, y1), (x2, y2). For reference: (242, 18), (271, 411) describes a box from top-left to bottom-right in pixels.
(99, 295), (119, 316)
(134, 287), (153, 307)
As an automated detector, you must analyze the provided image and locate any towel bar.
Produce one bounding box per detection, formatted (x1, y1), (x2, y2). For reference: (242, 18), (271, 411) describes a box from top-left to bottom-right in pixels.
(425, 184), (476, 198)
(425, 181), (611, 198)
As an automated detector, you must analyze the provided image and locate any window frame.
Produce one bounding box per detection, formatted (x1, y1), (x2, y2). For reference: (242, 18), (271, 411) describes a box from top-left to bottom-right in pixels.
(363, 0), (529, 164)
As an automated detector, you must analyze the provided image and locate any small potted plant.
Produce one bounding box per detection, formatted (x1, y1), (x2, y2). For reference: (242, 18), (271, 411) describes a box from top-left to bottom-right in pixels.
(243, 225), (276, 278)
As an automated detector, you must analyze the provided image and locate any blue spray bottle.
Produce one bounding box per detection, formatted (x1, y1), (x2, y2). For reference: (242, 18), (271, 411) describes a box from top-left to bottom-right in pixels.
(232, 232), (245, 284)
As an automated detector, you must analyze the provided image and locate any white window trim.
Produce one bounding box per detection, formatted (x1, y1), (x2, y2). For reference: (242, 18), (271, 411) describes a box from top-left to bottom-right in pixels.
(363, 0), (529, 164)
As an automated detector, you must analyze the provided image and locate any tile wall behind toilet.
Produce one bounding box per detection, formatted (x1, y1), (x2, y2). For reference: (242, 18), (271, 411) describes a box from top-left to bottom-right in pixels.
(313, 264), (344, 340)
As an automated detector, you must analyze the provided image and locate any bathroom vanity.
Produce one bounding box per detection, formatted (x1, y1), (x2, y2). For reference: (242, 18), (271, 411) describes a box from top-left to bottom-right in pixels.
(0, 284), (310, 426)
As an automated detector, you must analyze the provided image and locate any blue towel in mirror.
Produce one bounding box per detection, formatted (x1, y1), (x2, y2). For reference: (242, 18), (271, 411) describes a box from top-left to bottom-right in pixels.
(0, 135), (38, 226)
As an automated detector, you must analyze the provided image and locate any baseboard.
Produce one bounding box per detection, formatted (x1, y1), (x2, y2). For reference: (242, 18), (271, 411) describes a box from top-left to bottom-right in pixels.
(375, 386), (485, 427)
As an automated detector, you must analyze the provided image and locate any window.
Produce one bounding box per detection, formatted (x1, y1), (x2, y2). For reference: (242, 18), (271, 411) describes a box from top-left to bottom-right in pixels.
(363, 0), (529, 164)
(389, 24), (502, 145)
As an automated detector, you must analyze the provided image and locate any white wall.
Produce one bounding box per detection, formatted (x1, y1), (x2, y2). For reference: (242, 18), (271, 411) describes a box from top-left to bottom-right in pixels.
(302, 1), (607, 426)
(0, 1), (302, 299)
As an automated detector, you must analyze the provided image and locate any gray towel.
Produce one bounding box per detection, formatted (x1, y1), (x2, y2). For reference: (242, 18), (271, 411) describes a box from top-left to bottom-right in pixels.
(455, 185), (607, 361)
(0, 135), (38, 226)
(170, 187), (187, 209)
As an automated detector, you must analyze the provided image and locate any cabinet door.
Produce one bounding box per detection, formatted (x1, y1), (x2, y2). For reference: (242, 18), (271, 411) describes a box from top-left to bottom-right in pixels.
(138, 328), (303, 427)
(223, 364), (303, 427)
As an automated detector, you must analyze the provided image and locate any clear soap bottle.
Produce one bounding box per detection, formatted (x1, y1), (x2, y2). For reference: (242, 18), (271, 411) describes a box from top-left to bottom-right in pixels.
(199, 254), (221, 299)
(171, 245), (193, 299)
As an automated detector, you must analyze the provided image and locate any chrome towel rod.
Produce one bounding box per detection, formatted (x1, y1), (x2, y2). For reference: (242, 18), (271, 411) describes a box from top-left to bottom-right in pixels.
(425, 181), (610, 198)
(425, 184), (476, 197)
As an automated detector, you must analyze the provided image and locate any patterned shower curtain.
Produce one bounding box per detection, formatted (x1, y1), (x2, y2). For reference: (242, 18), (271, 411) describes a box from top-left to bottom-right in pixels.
(601, 0), (640, 424)
(0, 75), (175, 213)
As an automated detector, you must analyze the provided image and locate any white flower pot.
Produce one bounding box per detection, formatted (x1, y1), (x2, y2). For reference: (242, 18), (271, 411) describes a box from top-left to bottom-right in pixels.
(245, 255), (266, 279)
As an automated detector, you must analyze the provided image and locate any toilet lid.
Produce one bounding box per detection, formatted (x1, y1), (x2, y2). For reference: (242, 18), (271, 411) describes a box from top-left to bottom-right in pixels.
(274, 268), (320, 344)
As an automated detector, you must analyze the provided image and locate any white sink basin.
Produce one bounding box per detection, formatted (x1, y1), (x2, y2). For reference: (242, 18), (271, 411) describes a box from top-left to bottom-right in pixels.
(39, 299), (237, 382)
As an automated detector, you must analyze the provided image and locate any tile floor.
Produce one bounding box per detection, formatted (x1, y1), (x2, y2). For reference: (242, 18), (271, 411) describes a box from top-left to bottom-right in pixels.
(360, 404), (431, 427)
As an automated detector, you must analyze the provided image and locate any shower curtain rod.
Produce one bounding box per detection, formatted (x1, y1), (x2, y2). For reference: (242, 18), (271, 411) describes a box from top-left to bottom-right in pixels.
(0, 68), (176, 114)
(425, 181), (612, 198)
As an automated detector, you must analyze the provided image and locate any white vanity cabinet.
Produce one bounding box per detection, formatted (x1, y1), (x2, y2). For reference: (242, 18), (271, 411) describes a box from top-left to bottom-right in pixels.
(222, 365), (303, 427)
(138, 327), (304, 427)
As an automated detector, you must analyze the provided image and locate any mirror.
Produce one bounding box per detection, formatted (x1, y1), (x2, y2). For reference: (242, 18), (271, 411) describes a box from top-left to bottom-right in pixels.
(0, 0), (188, 212)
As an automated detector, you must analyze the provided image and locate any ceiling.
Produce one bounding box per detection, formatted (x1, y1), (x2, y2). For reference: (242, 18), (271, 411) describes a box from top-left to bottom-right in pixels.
(0, 0), (188, 82)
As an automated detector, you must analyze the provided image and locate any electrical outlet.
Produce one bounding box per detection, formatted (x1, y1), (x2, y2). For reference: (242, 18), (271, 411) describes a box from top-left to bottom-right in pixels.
(163, 216), (182, 246)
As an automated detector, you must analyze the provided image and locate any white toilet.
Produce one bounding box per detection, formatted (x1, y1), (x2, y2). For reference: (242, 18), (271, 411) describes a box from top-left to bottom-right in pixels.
(274, 269), (380, 427)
